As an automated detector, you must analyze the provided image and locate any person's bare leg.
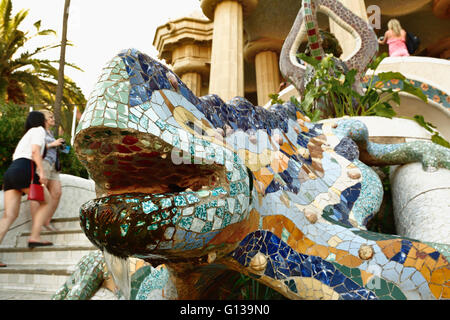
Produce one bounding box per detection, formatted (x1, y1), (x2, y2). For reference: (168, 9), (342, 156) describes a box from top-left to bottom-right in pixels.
(45, 179), (61, 226)
(0, 190), (22, 243)
(30, 199), (39, 222)
(0, 190), (23, 266)
(28, 187), (52, 243)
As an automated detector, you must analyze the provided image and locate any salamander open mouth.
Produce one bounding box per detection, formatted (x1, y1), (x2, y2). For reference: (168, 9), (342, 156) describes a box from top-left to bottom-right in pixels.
(75, 126), (233, 259)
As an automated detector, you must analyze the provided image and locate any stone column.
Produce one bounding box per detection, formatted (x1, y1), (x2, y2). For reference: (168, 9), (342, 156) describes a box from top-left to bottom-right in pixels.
(153, 15), (213, 97)
(255, 51), (280, 106)
(181, 72), (203, 97)
(390, 163), (450, 245)
(244, 38), (283, 106)
(201, 0), (258, 101)
(329, 0), (368, 60)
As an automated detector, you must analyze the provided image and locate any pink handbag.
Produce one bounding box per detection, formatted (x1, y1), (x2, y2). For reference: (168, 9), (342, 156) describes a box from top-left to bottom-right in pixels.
(28, 162), (44, 202)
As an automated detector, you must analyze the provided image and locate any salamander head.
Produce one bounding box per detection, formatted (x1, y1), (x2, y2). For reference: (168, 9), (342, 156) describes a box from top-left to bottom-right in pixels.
(74, 49), (251, 261)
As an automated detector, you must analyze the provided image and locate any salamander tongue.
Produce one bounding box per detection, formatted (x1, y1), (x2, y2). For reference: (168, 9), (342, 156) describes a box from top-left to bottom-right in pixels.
(103, 250), (130, 299)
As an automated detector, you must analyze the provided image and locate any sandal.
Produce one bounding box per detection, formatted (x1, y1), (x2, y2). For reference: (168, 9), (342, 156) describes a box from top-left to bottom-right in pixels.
(28, 241), (53, 248)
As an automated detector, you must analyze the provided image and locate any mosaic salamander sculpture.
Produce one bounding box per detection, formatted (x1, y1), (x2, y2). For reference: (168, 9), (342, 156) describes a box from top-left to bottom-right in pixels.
(53, 46), (450, 300)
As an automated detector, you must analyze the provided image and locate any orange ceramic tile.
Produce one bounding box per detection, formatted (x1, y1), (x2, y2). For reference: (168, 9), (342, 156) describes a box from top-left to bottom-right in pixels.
(306, 246), (319, 256)
(377, 239), (402, 258)
(429, 284), (443, 299)
(403, 247), (417, 268)
(327, 247), (362, 268)
(442, 286), (450, 299)
(360, 270), (373, 286)
(264, 218), (283, 235)
(420, 265), (432, 283)
(424, 255), (437, 271)
(284, 217), (296, 234)
(313, 245), (329, 259)
(336, 254), (363, 268)
(434, 256), (449, 269)
(270, 151), (290, 173)
(296, 241), (309, 254)
(296, 111), (309, 122)
(442, 268), (450, 286)
(430, 268), (447, 285)
(289, 227), (305, 242)
(287, 237), (298, 250)
(445, 278), (450, 286)
(280, 142), (296, 156)
(413, 242), (436, 254)
(253, 167), (274, 189)
(300, 125), (309, 133)
(263, 215), (304, 245)
(262, 215), (278, 229)
(414, 257), (425, 270)
(297, 238), (316, 254)
(404, 256), (417, 269)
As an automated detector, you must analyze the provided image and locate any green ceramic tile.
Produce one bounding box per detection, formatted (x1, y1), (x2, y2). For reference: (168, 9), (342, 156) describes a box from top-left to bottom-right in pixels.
(103, 119), (117, 128)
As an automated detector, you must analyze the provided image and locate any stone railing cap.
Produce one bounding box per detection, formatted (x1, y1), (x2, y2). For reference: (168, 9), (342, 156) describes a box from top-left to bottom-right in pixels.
(201, 0), (259, 20)
(244, 38), (284, 62)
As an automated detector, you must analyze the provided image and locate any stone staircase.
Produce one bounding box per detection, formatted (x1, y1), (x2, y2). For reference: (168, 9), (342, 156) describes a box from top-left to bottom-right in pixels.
(0, 174), (101, 300)
(0, 217), (97, 299)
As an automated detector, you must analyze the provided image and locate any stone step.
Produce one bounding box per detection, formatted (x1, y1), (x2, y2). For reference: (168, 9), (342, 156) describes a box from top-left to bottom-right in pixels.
(0, 244), (98, 266)
(0, 288), (55, 300)
(43, 217), (83, 230)
(0, 216), (100, 298)
(17, 229), (93, 247)
(0, 263), (74, 293)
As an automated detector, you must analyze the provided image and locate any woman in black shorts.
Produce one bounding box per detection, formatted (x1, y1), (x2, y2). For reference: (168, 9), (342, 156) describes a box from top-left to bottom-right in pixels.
(0, 111), (53, 267)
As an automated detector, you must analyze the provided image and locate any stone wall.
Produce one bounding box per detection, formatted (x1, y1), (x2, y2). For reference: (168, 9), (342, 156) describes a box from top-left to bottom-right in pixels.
(0, 174), (95, 247)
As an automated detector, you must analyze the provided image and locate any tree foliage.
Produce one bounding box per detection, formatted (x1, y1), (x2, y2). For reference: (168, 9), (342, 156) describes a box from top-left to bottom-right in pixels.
(0, 0), (86, 133)
(0, 102), (27, 187)
(0, 0), (90, 183)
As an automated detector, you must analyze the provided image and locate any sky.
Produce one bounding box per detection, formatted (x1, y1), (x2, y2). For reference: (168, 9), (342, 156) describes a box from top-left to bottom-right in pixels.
(11, 0), (203, 98)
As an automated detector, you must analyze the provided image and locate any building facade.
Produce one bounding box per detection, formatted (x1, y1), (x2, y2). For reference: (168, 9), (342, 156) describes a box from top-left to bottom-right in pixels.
(153, 0), (450, 106)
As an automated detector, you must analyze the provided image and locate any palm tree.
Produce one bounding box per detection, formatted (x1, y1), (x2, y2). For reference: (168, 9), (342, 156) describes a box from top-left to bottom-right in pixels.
(54, 0), (71, 134)
(0, 0), (85, 131)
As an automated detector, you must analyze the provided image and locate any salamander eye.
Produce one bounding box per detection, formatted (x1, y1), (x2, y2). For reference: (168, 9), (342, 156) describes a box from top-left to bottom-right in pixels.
(166, 72), (179, 90)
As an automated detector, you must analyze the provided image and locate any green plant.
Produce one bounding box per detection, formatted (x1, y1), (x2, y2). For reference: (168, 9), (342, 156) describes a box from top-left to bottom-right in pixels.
(268, 93), (285, 106)
(296, 52), (428, 120)
(274, 52), (450, 148)
(0, 102), (27, 187)
(56, 132), (89, 179)
(412, 115), (450, 149)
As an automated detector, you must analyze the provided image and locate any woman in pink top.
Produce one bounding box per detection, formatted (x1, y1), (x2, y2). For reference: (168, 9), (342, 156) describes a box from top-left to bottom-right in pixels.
(378, 19), (410, 57)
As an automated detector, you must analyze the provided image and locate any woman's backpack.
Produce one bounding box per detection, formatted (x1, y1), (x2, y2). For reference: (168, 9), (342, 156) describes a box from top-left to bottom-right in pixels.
(406, 32), (420, 54)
